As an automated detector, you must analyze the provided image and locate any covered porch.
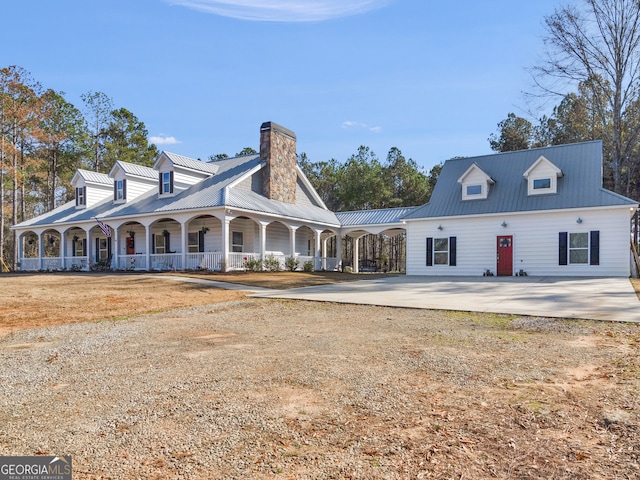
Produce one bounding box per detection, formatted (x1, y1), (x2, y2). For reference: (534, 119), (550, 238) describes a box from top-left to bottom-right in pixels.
(17, 211), (341, 273)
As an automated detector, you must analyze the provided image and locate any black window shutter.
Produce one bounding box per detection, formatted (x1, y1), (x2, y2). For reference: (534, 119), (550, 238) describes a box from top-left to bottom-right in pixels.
(449, 236), (457, 266)
(590, 230), (600, 265)
(152, 234), (156, 254)
(559, 232), (568, 265)
(113, 180), (117, 201)
(107, 237), (112, 258)
(426, 237), (433, 266)
(198, 230), (205, 252)
(95, 238), (100, 263)
(72, 239), (76, 257)
(75, 188), (79, 206)
(123, 179), (127, 200)
(82, 239), (87, 257)
(158, 172), (163, 195)
(83, 187), (86, 205)
(164, 231), (171, 252)
(170, 171), (174, 193)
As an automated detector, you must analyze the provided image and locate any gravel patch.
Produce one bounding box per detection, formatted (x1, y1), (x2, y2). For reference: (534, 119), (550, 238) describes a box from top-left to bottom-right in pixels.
(1, 299), (638, 479)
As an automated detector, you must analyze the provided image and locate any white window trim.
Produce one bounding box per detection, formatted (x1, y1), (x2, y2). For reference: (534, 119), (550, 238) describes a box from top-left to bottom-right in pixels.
(433, 237), (449, 265)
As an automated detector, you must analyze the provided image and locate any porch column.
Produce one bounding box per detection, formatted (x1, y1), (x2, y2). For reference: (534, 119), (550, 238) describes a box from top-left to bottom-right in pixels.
(113, 227), (119, 270)
(322, 235), (328, 271)
(181, 220), (188, 271)
(353, 236), (359, 274)
(222, 216), (230, 272)
(336, 233), (343, 271)
(38, 232), (44, 270)
(62, 231), (67, 270)
(314, 228), (323, 271)
(259, 221), (268, 269)
(289, 225), (299, 257)
(145, 226), (151, 272)
(86, 228), (93, 269)
(18, 233), (24, 271)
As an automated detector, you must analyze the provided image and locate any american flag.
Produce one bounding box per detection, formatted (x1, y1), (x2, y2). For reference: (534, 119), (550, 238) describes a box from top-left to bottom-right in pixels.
(95, 218), (111, 237)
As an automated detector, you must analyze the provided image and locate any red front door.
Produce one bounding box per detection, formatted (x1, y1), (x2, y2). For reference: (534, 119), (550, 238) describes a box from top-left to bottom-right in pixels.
(126, 237), (135, 255)
(497, 236), (513, 276)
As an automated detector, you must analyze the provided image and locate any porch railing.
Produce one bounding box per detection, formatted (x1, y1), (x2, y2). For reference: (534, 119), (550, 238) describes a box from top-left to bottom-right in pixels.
(19, 258), (40, 271)
(150, 253), (182, 271)
(65, 256), (88, 271)
(118, 255), (147, 271)
(185, 252), (224, 271)
(42, 257), (63, 271)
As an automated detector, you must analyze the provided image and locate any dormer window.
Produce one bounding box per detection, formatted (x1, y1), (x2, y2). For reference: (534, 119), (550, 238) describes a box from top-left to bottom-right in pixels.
(114, 179), (127, 202)
(533, 178), (551, 190)
(466, 184), (483, 196)
(75, 186), (86, 208)
(457, 163), (494, 201)
(524, 155), (562, 196)
(159, 171), (174, 195)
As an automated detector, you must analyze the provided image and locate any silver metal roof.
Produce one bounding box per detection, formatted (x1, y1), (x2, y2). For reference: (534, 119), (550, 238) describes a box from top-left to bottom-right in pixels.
(403, 140), (637, 220)
(337, 207), (418, 227)
(116, 161), (157, 179)
(163, 151), (219, 175)
(76, 169), (111, 185)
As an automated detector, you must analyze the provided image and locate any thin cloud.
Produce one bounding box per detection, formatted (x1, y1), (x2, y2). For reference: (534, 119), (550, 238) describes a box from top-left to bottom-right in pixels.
(166, 0), (391, 22)
(149, 135), (181, 145)
(342, 120), (382, 133)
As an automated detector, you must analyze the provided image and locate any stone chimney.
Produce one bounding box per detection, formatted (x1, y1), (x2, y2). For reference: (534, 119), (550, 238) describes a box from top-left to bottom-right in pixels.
(260, 121), (297, 204)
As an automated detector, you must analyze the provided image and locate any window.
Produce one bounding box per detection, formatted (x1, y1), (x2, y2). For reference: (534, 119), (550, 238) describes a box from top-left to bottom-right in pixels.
(73, 238), (85, 257)
(98, 238), (109, 261)
(188, 232), (199, 253)
(426, 236), (457, 267)
(559, 231), (599, 266)
(76, 186), (86, 207)
(433, 238), (449, 265)
(116, 179), (125, 200)
(466, 184), (482, 196)
(569, 232), (588, 264)
(232, 231), (243, 252)
(154, 234), (166, 254)
(159, 171), (174, 195)
(533, 178), (551, 190)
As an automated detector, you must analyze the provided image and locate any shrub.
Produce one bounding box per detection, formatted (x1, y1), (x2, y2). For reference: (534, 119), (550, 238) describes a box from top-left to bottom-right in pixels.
(303, 261), (314, 272)
(263, 255), (281, 272)
(285, 256), (300, 272)
(244, 257), (262, 272)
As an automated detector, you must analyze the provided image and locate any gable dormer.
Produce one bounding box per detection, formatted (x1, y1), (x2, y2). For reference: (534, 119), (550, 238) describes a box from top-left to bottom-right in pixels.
(108, 161), (157, 204)
(523, 155), (563, 196)
(153, 152), (219, 197)
(457, 163), (494, 200)
(70, 169), (112, 209)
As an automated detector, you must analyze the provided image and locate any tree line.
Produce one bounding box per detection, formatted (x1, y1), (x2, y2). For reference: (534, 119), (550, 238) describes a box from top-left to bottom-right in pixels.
(489, 0), (640, 201)
(0, 66), (159, 267)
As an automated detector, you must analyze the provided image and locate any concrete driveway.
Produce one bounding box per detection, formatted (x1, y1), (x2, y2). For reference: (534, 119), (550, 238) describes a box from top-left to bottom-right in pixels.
(253, 276), (640, 323)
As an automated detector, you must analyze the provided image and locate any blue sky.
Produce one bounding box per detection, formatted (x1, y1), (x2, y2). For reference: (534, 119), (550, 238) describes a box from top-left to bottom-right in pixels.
(2, 0), (563, 171)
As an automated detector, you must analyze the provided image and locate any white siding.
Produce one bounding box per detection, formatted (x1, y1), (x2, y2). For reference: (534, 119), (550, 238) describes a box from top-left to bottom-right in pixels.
(173, 168), (210, 191)
(460, 168), (490, 200)
(296, 227), (314, 255)
(266, 222), (290, 254)
(406, 206), (633, 277)
(82, 181), (112, 207)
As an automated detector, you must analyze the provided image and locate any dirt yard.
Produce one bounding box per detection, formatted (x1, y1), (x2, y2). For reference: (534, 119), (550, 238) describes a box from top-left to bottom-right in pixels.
(0, 272), (638, 479)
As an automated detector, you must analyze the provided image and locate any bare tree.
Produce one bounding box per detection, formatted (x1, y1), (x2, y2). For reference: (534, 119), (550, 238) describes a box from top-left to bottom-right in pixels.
(535, 0), (640, 193)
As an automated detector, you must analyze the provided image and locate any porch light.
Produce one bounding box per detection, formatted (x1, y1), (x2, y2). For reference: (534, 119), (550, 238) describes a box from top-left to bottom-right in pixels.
(576, 217), (583, 224)
(437, 225), (443, 231)
(501, 221), (507, 228)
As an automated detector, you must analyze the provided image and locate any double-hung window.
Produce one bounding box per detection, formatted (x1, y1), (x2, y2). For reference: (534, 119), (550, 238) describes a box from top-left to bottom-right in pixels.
(559, 231), (599, 266)
(426, 236), (457, 267)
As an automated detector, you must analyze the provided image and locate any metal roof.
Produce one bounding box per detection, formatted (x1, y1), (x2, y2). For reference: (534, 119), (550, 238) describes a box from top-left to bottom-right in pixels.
(115, 161), (157, 179)
(337, 207), (418, 227)
(75, 169), (111, 185)
(163, 152), (219, 175)
(403, 140), (637, 220)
